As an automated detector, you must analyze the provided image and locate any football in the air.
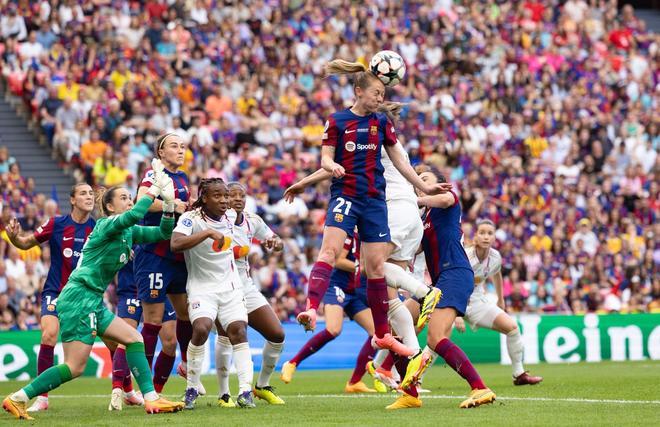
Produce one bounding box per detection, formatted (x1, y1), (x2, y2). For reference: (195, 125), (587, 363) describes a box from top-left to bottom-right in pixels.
(369, 50), (406, 87)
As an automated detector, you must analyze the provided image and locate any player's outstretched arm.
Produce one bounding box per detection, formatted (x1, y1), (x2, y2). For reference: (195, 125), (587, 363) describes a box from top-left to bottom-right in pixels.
(321, 146), (345, 178)
(283, 168), (332, 203)
(170, 229), (227, 252)
(5, 218), (39, 249)
(417, 193), (457, 209)
(105, 195), (157, 235)
(385, 143), (451, 195)
(131, 213), (175, 244)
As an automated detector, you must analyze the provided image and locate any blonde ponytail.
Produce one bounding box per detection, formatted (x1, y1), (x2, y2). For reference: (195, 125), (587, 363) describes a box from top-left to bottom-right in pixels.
(324, 59), (367, 76)
(377, 102), (405, 123)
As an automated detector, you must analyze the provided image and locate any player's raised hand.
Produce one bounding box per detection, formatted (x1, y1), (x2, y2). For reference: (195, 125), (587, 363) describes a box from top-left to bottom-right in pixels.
(151, 158), (165, 175)
(6, 218), (22, 240)
(174, 199), (188, 214)
(423, 182), (451, 195)
(284, 183), (304, 203)
(263, 236), (283, 251)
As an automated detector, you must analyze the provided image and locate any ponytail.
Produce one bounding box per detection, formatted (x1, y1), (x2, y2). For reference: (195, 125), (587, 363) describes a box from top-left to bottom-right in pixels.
(95, 185), (120, 217)
(324, 59), (381, 91)
(377, 102), (405, 123)
(324, 59), (367, 76)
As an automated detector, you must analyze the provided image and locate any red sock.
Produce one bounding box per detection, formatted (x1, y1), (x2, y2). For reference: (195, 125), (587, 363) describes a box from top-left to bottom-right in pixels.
(349, 336), (375, 385)
(153, 351), (176, 393)
(434, 338), (486, 390)
(112, 347), (129, 390)
(122, 374), (133, 393)
(307, 261), (333, 309)
(366, 278), (389, 338)
(381, 353), (395, 371)
(140, 323), (162, 368)
(176, 320), (193, 363)
(37, 344), (54, 397)
(290, 329), (336, 366)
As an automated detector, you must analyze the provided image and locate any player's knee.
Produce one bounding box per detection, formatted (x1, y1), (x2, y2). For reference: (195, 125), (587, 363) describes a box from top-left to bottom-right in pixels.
(325, 326), (341, 337)
(266, 327), (285, 344)
(226, 322), (248, 344)
(161, 335), (177, 354)
(41, 330), (58, 346)
(318, 248), (338, 265)
(66, 361), (86, 378)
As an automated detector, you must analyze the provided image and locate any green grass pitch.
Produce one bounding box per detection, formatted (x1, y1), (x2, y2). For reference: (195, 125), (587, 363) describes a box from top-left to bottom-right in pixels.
(1, 361), (658, 426)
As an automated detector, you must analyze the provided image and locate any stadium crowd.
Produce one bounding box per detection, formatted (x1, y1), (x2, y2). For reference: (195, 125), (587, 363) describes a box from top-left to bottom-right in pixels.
(0, 0), (658, 331)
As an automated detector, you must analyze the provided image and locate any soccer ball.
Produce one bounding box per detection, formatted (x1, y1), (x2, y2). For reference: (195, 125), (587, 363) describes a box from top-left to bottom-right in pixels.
(369, 50), (406, 87)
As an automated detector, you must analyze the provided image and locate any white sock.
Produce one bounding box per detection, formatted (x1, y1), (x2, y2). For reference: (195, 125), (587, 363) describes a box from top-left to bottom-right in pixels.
(257, 341), (284, 388)
(144, 391), (159, 401)
(384, 262), (429, 299)
(373, 350), (388, 368)
(215, 335), (233, 396)
(11, 389), (28, 403)
(387, 299), (420, 352)
(233, 342), (254, 393)
(507, 329), (525, 377)
(186, 343), (205, 389)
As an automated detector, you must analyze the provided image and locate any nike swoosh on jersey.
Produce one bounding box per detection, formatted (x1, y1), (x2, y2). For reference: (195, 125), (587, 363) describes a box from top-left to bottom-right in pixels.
(63, 237), (73, 241)
(345, 129), (356, 134)
(379, 233), (387, 237)
(167, 311), (176, 316)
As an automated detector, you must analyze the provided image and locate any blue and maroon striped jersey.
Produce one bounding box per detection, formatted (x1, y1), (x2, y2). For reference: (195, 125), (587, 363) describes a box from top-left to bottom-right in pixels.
(34, 215), (95, 294)
(138, 167), (189, 262)
(421, 191), (472, 284)
(322, 109), (398, 200)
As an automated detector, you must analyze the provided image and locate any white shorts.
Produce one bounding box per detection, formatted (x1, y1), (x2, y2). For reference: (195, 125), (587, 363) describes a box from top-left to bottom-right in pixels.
(188, 288), (248, 331)
(387, 199), (423, 262)
(463, 288), (504, 331)
(238, 271), (270, 314)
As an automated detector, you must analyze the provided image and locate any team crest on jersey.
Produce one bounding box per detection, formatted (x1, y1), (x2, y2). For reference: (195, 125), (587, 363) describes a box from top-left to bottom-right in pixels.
(47, 304), (55, 312)
(150, 290), (159, 298)
(128, 305), (136, 314)
(370, 125), (378, 135)
(345, 141), (356, 152)
(334, 213), (344, 223)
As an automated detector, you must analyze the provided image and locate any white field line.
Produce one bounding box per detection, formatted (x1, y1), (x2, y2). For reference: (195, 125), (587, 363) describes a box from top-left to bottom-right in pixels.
(42, 394), (660, 405)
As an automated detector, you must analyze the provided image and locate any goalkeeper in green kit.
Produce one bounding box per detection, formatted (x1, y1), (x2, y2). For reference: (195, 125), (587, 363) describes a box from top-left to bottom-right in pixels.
(3, 160), (185, 420)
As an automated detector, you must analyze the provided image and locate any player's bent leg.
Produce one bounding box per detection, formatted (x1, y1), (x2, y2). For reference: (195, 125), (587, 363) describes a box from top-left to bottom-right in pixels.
(490, 313), (543, 385)
(184, 317), (212, 409)
(299, 226), (348, 330)
(102, 318), (183, 414)
(153, 319), (178, 394)
(346, 309), (377, 393)
(227, 321), (256, 408)
(28, 315), (60, 412)
(249, 305), (285, 404)
(141, 302), (165, 368)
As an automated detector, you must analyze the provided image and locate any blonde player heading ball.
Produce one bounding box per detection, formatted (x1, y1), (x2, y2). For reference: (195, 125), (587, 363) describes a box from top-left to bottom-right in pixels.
(170, 178), (255, 409)
(458, 220), (542, 385)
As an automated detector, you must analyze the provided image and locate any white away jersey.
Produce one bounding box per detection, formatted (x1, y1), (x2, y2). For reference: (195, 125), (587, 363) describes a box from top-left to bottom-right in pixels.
(380, 142), (417, 204)
(173, 209), (242, 293)
(465, 246), (502, 287)
(226, 210), (275, 281)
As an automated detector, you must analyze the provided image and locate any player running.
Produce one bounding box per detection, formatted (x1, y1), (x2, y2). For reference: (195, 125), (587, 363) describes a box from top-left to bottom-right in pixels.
(294, 58), (443, 357)
(134, 133), (196, 391)
(109, 260), (179, 411)
(4, 183), (96, 413)
(2, 162), (184, 420)
(213, 182), (285, 407)
(280, 234), (379, 393)
(458, 219), (543, 385)
(389, 170), (495, 410)
(170, 178), (255, 409)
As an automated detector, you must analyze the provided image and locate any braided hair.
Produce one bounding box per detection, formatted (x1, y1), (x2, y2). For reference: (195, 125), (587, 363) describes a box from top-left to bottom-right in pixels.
(191, 177), (225, 220)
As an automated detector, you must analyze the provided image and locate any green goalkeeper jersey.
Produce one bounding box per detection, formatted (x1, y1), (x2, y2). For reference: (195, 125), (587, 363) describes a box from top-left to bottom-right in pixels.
(67, 195), (174, 294)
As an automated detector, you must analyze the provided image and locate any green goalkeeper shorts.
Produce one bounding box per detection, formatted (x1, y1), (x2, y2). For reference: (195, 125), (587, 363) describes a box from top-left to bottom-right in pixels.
(57, 283), (115, 345)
